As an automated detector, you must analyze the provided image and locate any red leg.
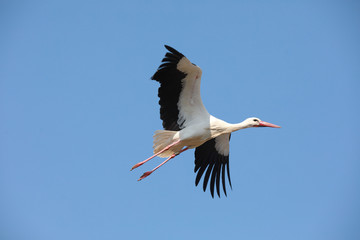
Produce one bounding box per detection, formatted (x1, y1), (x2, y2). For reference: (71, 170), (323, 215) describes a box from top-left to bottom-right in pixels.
(137, 147), (189, 181)
(130, 140), (180, 171)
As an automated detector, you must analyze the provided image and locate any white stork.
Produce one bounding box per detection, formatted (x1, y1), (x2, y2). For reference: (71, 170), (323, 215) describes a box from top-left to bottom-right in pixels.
(131, 45), (280, 198)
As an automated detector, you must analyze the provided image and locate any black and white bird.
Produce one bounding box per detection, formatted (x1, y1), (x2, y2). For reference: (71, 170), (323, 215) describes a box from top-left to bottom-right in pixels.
(131, 45), (280, 198)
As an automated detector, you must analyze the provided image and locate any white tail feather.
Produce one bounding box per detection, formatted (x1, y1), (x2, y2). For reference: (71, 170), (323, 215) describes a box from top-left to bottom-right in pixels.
(153, 130), (178, 157)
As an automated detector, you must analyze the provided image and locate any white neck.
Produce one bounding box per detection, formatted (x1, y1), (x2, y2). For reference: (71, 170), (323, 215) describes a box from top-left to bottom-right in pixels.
(228, 121), (251, 133)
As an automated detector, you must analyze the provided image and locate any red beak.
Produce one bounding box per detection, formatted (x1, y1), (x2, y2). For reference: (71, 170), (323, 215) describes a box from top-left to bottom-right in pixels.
(258, 121), (281, 128)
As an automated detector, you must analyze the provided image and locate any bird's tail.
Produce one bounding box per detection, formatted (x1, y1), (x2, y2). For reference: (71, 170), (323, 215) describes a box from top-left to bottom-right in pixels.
(153, 130), (179, 157)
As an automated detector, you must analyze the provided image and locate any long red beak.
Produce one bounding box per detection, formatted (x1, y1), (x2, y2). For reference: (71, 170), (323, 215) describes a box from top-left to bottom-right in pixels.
(258, 121), (281, 128)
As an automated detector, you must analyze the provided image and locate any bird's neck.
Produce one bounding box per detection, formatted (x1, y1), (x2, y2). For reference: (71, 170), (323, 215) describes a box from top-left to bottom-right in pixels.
(228, 121), (250, 133)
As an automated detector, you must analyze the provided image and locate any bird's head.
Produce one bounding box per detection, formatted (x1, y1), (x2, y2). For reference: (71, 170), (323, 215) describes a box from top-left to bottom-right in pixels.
(245, 117), (281, 128)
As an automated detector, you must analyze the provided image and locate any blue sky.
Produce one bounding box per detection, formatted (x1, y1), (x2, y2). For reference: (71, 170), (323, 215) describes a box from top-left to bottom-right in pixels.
(1, 1), (359, 239)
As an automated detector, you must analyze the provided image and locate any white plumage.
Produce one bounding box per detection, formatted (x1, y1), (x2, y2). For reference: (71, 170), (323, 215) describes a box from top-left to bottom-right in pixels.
(131, 45), (280, 197)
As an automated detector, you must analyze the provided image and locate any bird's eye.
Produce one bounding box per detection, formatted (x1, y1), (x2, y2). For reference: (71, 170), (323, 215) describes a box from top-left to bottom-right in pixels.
(253, 119), (258, 122)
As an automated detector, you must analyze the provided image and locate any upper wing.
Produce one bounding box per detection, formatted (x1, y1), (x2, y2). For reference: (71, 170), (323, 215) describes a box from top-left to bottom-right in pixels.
(151, 45), (209, 131)
(194, 133), (232, 198)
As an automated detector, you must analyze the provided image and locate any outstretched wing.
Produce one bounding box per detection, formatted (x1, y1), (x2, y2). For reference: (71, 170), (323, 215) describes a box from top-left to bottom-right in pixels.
(151, 45), (208, 131)
(194, 133), (232, 198)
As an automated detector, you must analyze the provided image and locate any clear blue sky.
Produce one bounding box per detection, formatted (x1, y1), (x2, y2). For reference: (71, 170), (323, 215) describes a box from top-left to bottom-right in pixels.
(1, 1), (359, 240)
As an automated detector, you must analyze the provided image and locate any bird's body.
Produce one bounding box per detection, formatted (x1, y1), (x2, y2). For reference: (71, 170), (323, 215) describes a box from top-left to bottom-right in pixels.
(131, 45), (280, 197)
(153, 115), (230, 156)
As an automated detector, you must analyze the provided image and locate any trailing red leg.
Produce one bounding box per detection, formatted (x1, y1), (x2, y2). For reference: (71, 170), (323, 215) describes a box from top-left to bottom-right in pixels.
(130, 140), (181, 171)
(137, 147), (189, 181)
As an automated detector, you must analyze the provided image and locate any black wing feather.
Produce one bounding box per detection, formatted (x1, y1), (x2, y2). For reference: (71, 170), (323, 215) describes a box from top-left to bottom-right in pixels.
(203, 160), (214, 192)
(194, 135), (232, 198)
(151, 45), (186, 131)
(195, 149), (211, 185)
(216, 163), (221, 197)
(226, 161), (232, 189)
(210, 161), (220, 198)
(221, 164), (227, 196)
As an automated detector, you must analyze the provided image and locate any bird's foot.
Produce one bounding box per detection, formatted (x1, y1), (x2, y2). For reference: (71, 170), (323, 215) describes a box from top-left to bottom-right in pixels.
(131, 161), (145, 171)
(138, 171), (153, 181)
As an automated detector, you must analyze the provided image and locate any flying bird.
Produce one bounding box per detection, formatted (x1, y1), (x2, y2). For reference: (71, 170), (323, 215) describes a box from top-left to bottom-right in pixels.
(131, 45), (280, 198)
